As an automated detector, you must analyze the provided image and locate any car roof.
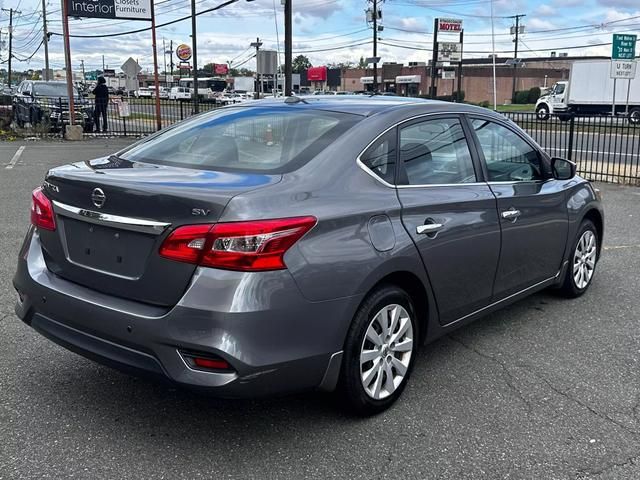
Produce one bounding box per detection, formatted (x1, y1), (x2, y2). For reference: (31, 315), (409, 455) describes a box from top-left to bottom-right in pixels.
(237, 95), (501, 118)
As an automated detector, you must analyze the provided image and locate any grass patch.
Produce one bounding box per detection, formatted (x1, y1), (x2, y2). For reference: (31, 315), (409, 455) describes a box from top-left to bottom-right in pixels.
(496, 104), (535, 112)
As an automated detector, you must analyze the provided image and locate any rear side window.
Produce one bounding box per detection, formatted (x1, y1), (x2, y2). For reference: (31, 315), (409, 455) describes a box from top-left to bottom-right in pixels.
(399, 118), (476, 185)
(120, 107), (362, 173)
(360, 130), (397, 184)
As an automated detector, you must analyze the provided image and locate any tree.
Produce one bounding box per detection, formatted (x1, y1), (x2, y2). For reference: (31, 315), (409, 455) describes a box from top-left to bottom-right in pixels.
(229, 67), (255, 77)
(327, 61), (354, 70)
(292, 55), (312, 73)
(358, 56), (368, 69)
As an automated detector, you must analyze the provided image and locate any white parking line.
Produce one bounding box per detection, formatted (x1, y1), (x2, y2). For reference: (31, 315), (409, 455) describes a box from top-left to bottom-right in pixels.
(5, 146), (25, 170)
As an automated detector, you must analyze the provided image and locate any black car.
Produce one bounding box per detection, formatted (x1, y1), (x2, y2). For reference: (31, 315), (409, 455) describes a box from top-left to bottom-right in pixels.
(13, 81), (94, 132)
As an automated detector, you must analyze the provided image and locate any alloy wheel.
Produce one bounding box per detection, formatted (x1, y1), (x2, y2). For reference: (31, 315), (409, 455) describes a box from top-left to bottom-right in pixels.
(573, 230), (597, 289)
(360, 304), (414, 400)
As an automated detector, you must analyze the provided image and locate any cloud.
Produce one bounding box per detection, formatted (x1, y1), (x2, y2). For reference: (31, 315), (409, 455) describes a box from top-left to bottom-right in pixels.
(534, 4), (557, 16)
(597, 0), (640, 8)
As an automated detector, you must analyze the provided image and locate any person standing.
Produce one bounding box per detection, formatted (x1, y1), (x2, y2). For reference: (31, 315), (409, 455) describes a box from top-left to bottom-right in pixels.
(92, 77), (109, 132)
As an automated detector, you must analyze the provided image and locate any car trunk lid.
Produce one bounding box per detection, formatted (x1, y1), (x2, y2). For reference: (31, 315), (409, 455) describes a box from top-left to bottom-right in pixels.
(39, 156), (281, 306)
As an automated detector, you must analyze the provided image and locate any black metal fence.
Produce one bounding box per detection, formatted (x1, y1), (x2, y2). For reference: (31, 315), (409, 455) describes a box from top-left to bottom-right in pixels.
(90, 98), (221, 135)
(504, 112), (640, 184)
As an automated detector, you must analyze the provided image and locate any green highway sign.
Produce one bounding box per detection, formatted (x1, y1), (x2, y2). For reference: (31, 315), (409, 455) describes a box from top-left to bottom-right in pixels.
(612, 34), (636, 60)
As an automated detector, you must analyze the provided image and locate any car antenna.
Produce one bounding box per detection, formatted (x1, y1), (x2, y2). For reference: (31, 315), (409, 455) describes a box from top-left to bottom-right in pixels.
(284, 96), (308, 104)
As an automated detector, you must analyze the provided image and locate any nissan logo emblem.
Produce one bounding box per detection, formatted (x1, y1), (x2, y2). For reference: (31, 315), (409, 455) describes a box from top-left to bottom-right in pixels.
(91, 188), (106, 208)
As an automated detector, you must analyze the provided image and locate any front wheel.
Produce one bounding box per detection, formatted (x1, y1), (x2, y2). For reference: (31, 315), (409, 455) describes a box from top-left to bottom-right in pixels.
(340, 285), (418, 415)
(536, 104), (550, 121)
(629, 107), (640, 125)
(559, 220), (599, 298)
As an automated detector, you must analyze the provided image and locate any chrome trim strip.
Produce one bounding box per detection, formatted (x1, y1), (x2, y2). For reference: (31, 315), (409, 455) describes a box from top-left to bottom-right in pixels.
(52, 200), (171, 235)
(447, 273), (560, 327)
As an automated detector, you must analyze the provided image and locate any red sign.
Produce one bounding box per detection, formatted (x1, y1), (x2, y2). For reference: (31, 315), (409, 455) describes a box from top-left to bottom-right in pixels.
(307, 66), (327, 82)
(438, 18), (463, 32)
(214, 64), (229, 75)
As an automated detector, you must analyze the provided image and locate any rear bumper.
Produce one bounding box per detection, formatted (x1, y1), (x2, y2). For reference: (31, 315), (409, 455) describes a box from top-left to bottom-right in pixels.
(13, 229), (357, 397)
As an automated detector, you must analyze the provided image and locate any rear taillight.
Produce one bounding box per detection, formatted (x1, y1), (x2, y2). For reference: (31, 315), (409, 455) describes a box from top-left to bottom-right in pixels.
(159, 216), (316, 272)
(31, 187), (56, 231)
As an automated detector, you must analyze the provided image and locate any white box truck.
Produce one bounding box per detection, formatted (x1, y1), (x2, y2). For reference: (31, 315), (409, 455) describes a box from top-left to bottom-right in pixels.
(535, 59), (640, 124)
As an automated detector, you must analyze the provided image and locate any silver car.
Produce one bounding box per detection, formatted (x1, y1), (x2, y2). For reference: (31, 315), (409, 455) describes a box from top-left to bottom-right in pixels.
(14, 97), (603, 414)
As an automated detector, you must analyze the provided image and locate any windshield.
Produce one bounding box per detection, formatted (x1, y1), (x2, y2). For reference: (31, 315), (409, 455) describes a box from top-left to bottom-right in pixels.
(33, 83), (79, 97)
(120, 107), (362, 173)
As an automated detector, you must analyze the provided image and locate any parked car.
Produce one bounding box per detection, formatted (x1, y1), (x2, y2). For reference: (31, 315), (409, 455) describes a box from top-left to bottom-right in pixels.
(134, 88), (153, 98)
(169, 86), (191, 101)
(12, 80), (94, 132)
(14, 97), (603, 415)
(151, 87), (170, 99)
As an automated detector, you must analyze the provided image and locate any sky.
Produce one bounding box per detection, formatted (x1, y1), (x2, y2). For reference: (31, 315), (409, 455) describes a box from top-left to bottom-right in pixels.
(0, 0), (639, 75)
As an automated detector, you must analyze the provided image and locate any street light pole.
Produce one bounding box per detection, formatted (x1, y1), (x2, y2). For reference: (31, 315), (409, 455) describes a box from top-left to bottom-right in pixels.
(284, 0), (292, 96)
(42, 0), (50, 80)
(191, 0), (199, 114)
(250, 38), (262, 99)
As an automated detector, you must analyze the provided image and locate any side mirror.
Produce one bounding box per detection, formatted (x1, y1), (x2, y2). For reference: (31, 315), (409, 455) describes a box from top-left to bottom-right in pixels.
(551, 157), (576, 180)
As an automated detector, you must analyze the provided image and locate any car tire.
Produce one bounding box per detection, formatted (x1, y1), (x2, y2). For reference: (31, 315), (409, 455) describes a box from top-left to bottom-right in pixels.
(559, 220), (599, 298)
(536, 104), (550, 121)
(340, 285), (418, 416)
(629, 107), (640, 125)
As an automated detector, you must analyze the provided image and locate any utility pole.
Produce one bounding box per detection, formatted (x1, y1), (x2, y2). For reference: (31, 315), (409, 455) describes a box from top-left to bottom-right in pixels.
(42, 0), (50, 80)
(1, 8), (20, 87)
(372, 0), (378, 92)
(162, 38), (167, 78)
(169, 40), (174, 76)
(509, 14), (526, 103)
(284, 0), (292, 96)
(102, 54), (105, 72)
(80, 59), (85, 83)
(191, 0), (199, 113)
(250, 37), (262, 99)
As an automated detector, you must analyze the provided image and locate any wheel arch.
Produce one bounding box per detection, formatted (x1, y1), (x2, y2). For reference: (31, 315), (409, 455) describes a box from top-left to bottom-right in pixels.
(358, 270), (432, 345)
(582, 208), (604, 257)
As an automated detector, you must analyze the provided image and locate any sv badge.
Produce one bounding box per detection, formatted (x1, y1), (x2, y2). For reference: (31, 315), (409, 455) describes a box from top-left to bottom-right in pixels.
(191, 208), (211, 216)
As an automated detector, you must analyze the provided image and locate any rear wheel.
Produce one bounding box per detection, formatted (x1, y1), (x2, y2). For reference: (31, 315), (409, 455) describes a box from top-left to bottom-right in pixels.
(340, 285), (418, 415)
(559, 220), (598, 298)
(629, 107), (640, 125)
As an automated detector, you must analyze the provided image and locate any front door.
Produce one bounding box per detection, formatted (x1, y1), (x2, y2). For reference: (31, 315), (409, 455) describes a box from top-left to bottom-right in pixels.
(468, 116), (569, 299)
(396, 115), (501, 325)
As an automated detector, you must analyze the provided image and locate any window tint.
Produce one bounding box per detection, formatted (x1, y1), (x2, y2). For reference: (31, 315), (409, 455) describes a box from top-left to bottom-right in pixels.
(555, 84), (565, 95)
(120, 107), (361, 173)
(471, 119), (543, 182)
(360, 130), (397, 184)
(399, 118), (476, 185)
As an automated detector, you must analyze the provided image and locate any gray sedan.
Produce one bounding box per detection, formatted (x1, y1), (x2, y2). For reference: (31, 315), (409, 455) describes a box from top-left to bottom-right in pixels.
(13, 96), (603, 415)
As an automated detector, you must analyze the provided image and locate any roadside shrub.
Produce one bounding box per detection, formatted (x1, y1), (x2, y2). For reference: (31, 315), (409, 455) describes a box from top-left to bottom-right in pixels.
(528, 86), (541, 103)
(514, 90), (530, 104)
(479, 100), (490, 108)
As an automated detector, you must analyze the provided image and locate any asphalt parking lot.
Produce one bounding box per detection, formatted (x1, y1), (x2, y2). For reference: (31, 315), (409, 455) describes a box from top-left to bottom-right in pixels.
(1, 139), (639, 479)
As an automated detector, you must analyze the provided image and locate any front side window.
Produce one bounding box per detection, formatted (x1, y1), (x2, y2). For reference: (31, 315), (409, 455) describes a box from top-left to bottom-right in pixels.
(399, 118), (476, 185)
(120, 107), (362, 173)
(471, 119), (543, 182)
(360, 130), (397, 184)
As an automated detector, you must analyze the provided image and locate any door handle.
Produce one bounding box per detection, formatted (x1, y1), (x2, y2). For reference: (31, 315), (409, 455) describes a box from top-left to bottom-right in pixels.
(417, 223), (443, 235)
(501, 208), (521, 221)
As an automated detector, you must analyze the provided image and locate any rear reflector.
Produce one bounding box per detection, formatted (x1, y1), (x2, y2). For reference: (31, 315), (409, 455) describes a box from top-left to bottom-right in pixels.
(31, 187), (56, 231)
(159, 216), (316, 272)
(180, 351), (233, 372)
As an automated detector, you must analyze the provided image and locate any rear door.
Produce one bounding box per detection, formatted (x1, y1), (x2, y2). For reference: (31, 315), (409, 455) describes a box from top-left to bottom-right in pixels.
(396, 115), (501, 325)
(467, 116), (568, 299)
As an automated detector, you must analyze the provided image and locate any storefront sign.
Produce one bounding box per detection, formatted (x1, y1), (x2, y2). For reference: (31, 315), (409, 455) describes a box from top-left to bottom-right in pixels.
(307, 66), (328, 82)
(68, 0), (152, 21)
(176, 44), (192, 62)
(437, 18), (463, 32)
(396, 75), (421, 84)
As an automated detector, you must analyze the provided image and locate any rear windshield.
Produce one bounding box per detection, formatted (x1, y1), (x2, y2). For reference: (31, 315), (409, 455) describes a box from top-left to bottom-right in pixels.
(119, 106), (362, 173)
